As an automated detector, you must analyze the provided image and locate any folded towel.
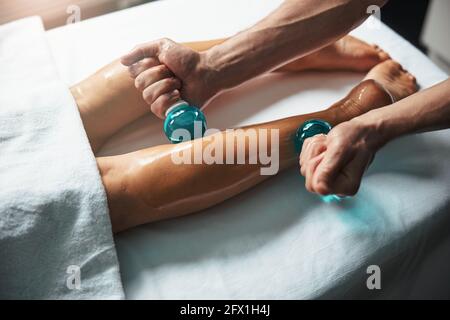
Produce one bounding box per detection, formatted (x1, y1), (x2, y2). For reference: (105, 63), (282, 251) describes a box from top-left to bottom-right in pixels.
(0, 17), (124, 299)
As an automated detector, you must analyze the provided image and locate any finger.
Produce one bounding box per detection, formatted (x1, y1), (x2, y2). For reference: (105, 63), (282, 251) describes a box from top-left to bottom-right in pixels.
(151, 90), (181, 119)
(328, 153), (370, 196)
(121, 42), (160, 66)
(300, 141), (326, 176)
(299, 139), (311, 170)
(142, 78), (181, 117)
(312, 143), (352, 195)
(128, 57), (160, 78)
(304, 153), (325, 193)
(135, 65), (173, 91)
(300, 135), (322, 164)
(300, 135), (327, 175)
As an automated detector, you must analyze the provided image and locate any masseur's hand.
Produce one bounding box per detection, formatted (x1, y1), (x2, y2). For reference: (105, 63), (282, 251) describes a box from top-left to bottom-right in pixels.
(121, 38), (217, 118)
(299, 119), (381, 196)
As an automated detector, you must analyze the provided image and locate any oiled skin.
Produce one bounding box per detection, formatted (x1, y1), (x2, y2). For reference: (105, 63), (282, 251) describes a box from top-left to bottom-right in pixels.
(71, 39), (274, 151)
(96, 80), (392, 232)
(69, 37), (394, 233)
(70, 37), (369, 152)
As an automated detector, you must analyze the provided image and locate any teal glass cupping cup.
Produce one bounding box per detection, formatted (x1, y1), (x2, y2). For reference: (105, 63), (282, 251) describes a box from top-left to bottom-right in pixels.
(294, 119), (332, 154)
(295, 119), (346, 203)
(163, 100), (207, 144)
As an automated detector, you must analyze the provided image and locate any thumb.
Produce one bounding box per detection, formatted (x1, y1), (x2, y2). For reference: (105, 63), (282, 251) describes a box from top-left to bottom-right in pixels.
(121, 42), (160, 66)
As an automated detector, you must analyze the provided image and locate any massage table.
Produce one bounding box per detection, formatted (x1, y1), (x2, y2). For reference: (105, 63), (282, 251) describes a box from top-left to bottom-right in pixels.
(45, 0), (450, 299)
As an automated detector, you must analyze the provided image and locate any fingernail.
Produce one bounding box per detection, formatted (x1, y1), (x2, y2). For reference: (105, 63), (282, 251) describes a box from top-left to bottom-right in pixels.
(170, 90), (180, 99)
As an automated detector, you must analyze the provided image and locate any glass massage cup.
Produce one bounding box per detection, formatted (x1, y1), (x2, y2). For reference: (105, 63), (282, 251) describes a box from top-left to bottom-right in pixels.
(295, 119), (347, 203)
(163, 100), (207, 143)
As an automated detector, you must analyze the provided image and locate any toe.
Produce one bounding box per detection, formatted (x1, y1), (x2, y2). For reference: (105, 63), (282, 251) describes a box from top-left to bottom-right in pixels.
(403, 72), (418, 94)
(378, 49), (391, 61)
(388, 60), (402, 71)
(401, 68), (415, 82)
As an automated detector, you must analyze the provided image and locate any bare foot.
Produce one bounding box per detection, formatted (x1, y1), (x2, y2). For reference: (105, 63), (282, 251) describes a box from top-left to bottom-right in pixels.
(364, 59), (418, 102)
(329, 59), (418, 120)
(280, 35), (391, 73)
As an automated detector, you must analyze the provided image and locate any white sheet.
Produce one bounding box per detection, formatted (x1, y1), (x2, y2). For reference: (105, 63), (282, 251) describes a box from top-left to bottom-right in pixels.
(46, 0), (450, 299)
(0, 17), (123, 299)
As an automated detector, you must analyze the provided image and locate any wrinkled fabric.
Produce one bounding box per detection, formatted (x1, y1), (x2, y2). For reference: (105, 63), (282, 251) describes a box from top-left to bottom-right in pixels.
(0, 17), (124, 299)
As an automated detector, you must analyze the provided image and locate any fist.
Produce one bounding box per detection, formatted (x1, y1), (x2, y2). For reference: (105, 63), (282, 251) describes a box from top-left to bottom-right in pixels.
(121, 38), (217, 118)
(299, 120), (380, 196)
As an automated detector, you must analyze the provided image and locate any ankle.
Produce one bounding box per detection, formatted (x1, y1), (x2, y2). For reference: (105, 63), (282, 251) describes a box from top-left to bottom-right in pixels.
(334, 79), (393, 121)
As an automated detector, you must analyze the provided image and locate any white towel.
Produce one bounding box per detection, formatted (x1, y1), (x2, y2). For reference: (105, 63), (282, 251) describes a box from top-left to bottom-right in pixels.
(0, 17), (123, 299)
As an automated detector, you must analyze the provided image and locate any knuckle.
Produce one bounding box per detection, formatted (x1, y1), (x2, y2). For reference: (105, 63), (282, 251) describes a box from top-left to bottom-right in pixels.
(128, 66), (138, 78)
(310, 140), (323, 152)
(158, 78), (171, 90)
(161, 77), (178, 89)
(142, 89), (154, 105)
(135, 77), (145, 91)
(141, 58), (153, 68)
(158, 37), (171, 49)
(319, 166), (332, 178)
(303, 138), (311, 147)
(134, 44), (146, 56)
(158, 93), (171, 105)
(304, 138), (314, 148)
(161, 37), (173, 45)
(329, 139), (345, 151)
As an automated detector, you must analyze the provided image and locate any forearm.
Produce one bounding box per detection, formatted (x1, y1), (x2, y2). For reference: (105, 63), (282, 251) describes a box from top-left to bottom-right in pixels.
(356, 79), (450, 148)
(205, 0), (387, 91)
(71, 37), (336, 151)
(71, 39), (229, 151)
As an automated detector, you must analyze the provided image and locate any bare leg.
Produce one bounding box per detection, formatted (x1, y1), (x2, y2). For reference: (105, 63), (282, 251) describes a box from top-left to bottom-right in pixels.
(279, 36), (390, 73)
(98, 61), (417, 233)
(71, 36), (389, 152)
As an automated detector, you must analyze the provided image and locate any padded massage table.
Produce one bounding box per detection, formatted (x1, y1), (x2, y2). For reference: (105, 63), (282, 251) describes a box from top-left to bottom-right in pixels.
(46, 0), (450, 299)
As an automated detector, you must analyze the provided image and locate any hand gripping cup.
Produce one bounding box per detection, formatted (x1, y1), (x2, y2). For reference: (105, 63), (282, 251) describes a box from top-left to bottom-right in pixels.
(295, 119), (347, 203)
